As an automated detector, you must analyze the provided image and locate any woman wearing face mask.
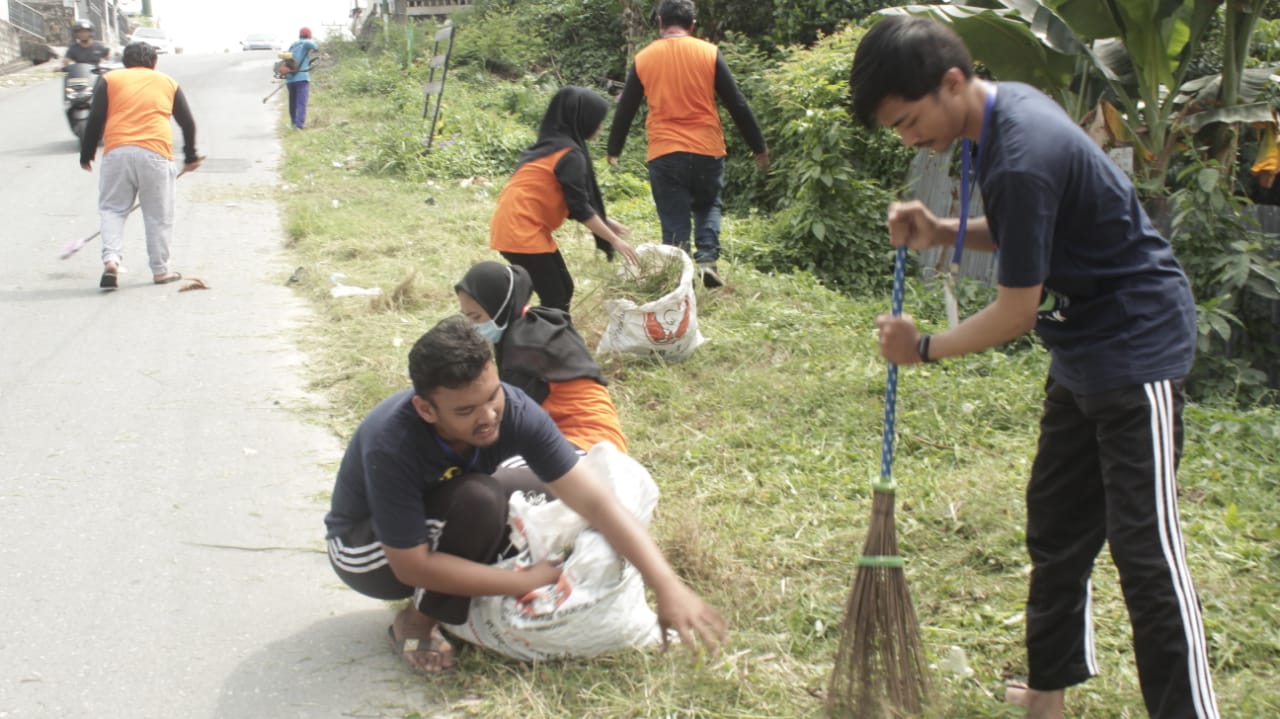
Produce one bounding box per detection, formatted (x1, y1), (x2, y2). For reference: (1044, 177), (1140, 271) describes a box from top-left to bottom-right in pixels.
(489, 86), (641, 314)
(455, 261), (629, 454)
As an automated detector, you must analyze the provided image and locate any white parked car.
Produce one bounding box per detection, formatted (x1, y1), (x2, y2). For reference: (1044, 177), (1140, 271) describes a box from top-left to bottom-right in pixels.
(128, 27), (176, 54)
(240, 33), (281, 51)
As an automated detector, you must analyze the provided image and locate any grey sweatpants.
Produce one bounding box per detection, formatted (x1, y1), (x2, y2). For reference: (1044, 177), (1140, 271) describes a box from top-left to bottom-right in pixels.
(98, 145), (176, 275)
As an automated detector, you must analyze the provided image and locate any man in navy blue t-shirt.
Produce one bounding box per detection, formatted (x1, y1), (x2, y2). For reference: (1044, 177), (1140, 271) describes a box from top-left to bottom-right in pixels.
(325, 316), (725, 675)
(848, 16), (1218, 719)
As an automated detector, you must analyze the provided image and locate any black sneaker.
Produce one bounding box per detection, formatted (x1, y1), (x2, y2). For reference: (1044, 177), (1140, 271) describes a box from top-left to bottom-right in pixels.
(698, 263), (723, 288)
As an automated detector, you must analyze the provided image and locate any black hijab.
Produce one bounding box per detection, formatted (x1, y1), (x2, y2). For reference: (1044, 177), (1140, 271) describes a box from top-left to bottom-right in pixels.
(455, 261), (607, 404)
(515, 86), (615, 261)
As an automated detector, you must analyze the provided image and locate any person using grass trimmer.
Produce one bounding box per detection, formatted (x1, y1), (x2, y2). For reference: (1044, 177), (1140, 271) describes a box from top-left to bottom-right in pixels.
(283, 27), (320, 129)
(850, 16), (1219, 719)
(324, 316), (724, 675)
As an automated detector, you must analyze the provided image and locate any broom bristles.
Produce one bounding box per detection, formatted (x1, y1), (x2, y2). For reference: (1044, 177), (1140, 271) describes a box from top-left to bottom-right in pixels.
(827, 489), (929, 718)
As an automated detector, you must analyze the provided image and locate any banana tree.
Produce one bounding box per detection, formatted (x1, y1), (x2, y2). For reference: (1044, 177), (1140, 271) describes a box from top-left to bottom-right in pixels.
(881, 0), (1278, 189)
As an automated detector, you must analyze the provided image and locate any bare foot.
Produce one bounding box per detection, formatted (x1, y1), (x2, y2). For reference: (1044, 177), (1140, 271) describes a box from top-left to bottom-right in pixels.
(1005, 682), (1065, 719)
(388, 605), (456, 675)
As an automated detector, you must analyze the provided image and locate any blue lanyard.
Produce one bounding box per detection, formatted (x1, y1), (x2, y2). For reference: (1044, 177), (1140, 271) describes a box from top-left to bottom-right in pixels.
(951, 88), (997, 274)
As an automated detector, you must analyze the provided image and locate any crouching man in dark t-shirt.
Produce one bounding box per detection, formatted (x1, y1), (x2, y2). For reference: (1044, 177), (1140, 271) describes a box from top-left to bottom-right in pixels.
(325, 315), (726, 675)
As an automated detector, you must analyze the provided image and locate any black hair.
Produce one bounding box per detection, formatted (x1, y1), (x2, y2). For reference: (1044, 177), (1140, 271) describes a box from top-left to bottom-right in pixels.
(408, 315), (494, 400)
(849, 16), (974, 129)
(122, 41), (158, 69)
(657, 0), (696, 29)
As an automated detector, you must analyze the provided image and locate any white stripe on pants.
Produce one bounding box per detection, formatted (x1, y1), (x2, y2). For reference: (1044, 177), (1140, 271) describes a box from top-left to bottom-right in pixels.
(98, 145), (176, 275)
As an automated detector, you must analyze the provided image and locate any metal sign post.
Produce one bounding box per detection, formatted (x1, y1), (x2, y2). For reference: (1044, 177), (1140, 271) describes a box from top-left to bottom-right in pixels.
(421, 22), (456, 153)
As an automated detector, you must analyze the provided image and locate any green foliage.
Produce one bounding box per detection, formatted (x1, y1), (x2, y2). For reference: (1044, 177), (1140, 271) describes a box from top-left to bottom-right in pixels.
(450, 2), (550, 78)
(1169, 158), (1280, 403)
(450, 0), (627, 86)
(536, 0), (630, 85)
(772, 0), (884, 46)
(734, 25), (914, 294)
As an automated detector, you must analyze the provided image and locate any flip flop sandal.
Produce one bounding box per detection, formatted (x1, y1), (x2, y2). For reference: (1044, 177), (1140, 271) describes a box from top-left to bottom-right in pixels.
(154, 272), (183, 285)
(386, 624), (457, 676)
(99, 270), (118, 290)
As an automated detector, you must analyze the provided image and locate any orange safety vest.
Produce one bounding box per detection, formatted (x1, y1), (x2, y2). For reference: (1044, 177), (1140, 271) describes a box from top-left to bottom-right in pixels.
(102, 67), (179, 160)
(634, 36), (726, 161)
(489, 147), (573, 255)
(541, 377), (628, 454)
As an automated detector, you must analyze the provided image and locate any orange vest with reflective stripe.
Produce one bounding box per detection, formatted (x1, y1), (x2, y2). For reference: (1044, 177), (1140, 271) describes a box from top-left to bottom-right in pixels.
(634, 35), (725, 161)
(102, 67), (178, 160)
(489, 148), (572, 255)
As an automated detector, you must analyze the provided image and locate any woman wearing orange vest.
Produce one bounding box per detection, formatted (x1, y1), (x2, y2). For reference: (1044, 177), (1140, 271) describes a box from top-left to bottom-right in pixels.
(490, 86), (639, 314)
(79, 42), (200, 291)
(456, 261), (628, 455)
(606, 0), (768, 289)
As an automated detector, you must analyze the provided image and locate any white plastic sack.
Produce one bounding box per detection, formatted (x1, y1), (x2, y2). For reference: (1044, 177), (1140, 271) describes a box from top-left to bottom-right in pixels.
(442, 442), (663, 660)
(596, 243), (705, 362)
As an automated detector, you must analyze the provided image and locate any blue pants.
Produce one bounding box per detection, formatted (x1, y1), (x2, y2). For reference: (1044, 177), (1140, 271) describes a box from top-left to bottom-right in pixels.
(647, 152), (724, 264)
(287, 80), (310, 129)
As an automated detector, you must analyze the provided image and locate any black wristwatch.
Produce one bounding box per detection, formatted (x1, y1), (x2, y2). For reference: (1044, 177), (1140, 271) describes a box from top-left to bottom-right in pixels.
(917, 334), (935, 363)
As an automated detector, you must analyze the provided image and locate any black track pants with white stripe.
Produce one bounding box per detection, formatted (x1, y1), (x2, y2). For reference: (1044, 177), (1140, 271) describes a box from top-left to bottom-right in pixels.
(1024, 377), (1219, 719)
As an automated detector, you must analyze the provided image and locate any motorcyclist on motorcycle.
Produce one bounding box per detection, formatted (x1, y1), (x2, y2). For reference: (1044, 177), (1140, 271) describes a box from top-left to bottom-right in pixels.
(62, 20), (114, 140)
(63, 19), (111, 67)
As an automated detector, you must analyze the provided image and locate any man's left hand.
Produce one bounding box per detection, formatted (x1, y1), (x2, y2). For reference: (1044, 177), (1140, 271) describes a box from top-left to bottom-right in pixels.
(876, 312), (923, 365)
(754, 151), (770, 173)
(80, 161), (92, 172)
(181, 157), (205, 176)
(655, 582), (728, 658)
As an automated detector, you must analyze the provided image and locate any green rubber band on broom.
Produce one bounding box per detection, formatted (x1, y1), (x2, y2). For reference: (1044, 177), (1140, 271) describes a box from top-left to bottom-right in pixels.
(856, 555), (906, 568)
(871, 479), (896, 494)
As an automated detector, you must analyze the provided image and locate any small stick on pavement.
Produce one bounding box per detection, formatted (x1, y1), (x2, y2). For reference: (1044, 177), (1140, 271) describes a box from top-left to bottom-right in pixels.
(60, 159), (204, 260)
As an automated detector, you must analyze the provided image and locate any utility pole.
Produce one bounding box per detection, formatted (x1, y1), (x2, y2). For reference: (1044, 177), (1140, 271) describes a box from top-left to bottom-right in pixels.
(142, 0), (152, 17)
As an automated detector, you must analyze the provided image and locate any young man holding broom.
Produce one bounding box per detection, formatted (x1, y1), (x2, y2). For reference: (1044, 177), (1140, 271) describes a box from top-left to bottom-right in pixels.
(850, 16), (1219, 719)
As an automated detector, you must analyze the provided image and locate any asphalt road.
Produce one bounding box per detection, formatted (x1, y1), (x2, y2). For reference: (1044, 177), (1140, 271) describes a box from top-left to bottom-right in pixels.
(0, 53), (441, 718)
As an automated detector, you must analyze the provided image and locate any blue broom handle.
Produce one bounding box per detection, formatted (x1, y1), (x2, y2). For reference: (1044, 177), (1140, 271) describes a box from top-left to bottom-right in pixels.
(877, 246), (907, 492)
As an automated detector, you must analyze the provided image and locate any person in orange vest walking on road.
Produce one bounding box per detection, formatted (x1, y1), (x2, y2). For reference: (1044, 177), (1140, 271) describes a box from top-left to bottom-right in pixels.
(606, 0), (768, 289)
(79, 41), (200, 291)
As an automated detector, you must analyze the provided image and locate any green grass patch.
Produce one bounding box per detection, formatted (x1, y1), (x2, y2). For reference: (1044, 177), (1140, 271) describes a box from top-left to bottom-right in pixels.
(277, 51), (1280, 719)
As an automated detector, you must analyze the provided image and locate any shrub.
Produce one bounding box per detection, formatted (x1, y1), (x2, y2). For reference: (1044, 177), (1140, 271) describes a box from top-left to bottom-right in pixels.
(735, 24), (914, 294)
(450, 2), (550, 78)
(1169, 158), (1280, 403)
(450, 0), (627, 86)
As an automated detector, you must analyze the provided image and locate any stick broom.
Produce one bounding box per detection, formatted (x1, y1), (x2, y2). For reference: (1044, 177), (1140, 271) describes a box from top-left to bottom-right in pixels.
(827, 246), (929, 718)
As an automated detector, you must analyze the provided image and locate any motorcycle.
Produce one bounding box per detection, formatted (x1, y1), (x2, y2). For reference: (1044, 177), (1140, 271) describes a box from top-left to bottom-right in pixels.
(62, 60), (119, 140)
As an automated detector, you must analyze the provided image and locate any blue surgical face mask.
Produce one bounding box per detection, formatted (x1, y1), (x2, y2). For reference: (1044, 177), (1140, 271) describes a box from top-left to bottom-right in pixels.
(474, 319), (505, 344)
(472, 266), (515, 345)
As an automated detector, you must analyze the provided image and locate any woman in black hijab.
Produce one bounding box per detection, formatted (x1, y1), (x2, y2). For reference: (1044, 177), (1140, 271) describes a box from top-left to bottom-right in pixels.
(489, 86), (640, 314)
(456, 261), (629, 453)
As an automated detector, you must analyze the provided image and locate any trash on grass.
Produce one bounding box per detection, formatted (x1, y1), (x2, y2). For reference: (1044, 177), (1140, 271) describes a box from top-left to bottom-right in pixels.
(329, 272), (382, 298)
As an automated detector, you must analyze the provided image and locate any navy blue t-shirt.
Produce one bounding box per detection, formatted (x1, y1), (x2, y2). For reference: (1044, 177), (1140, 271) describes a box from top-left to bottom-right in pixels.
(324, 383), (580, 549)
(978, 82), (1196, 394)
